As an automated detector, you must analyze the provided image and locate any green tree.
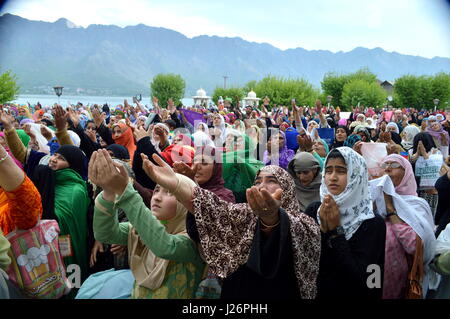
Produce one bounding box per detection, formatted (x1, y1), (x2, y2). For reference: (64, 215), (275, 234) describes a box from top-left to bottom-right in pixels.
(0, 70), (20, 104)
(321, 67), (378, 107)
(150, 73), (185, 108)
(250, 76), (319, 108)
(394, 73), (450, 109)
(212, 87), (245, 105)
(341, 79), (386, 110)
(430, 72), (450, 109)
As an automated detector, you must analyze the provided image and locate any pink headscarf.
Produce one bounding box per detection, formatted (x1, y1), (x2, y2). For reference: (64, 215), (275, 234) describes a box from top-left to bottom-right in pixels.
(0, 132), (24, 170)
(381, 154), (417, 196)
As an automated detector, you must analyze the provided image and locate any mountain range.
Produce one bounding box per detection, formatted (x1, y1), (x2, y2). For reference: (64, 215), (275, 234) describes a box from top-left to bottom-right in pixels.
(0, 13), (449, 97)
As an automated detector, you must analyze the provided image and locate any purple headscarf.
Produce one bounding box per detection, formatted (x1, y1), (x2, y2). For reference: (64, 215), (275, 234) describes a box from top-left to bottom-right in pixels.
(426, 122), (449, 144)
(263, 131), (295, 170)
(20, 118), (34, 126)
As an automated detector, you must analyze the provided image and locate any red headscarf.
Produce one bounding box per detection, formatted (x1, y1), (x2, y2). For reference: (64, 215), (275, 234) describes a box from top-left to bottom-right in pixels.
(112, 122), (136, 162)
(160, 144), (195, 167)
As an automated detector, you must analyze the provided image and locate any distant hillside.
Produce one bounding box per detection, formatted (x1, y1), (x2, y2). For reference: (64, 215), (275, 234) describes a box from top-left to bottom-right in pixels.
(0, 13), (449, 96)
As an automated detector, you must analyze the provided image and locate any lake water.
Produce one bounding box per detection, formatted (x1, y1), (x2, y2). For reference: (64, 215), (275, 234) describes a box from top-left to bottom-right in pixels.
(12, 94), (195, 107)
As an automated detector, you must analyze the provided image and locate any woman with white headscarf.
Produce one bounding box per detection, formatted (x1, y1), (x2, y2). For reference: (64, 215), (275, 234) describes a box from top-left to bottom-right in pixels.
(370, 154), (436, 298)
(386, 122), (400, 134)
(211, 113), (227, 147)
(304, 147), (386, 299)
(401, 125), (421, 151)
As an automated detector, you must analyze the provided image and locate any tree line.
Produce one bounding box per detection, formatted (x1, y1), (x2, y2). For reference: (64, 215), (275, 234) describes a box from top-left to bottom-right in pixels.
(1, 67), (449, 110)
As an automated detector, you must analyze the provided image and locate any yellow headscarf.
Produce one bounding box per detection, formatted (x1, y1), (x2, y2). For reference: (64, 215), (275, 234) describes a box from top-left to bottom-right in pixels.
(128, 174), (197, 290)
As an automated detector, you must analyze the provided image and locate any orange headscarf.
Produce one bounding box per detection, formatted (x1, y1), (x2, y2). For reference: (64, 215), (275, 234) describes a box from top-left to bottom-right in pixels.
(112, 122), (136, 162)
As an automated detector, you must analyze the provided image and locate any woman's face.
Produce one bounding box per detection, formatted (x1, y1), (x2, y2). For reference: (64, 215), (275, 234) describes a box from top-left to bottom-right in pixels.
(48, 153), (70, 171)
(357, 131), (367, 142)
(193, 155), (215, 185)
(324, 157), (347, 195)
(431, 122), (441, 132)
(113, 125), (123, 139)
(336, 128), (347, 142)
(213, 115), (221, 127)
(254, 171), (282, 195)
(382, 161), (405, 187)
(173, 135), (185, 145)
(308, 122), (318, 132)
(270, 133), (285, 150)
(99, 137), (107, 148)
(85, 122), (97, 133)
(296, 168), (318, 187)
(151, 185), (178, 221)
(357, 115), (365, 122)
(313, 141), (327, 158)
(19, 108), (26, 116)
(387, 125), (397, 133)
(226, 134), (244, 151)
(197, 124), (206, 132)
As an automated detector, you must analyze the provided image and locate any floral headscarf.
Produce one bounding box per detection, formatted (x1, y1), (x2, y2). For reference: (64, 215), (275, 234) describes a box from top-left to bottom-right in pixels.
(192, 165), (321, 298)
(319, 147), (375, 240)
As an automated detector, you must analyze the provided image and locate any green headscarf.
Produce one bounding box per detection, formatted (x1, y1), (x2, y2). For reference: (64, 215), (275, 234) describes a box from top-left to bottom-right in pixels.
(16, 129), (30, 148)
(222, 134), (264, 203)
(54, 168), (90, 289)
(312, 138), (330, 170)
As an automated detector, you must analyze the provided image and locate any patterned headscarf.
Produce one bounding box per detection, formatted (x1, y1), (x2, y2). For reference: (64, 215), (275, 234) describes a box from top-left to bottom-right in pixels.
(319, 147), (375, 240)
(192, 165), (321, 298)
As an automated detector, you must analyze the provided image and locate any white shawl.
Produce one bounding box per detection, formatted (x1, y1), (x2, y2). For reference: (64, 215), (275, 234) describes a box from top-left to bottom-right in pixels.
(369, 175), (438, 296)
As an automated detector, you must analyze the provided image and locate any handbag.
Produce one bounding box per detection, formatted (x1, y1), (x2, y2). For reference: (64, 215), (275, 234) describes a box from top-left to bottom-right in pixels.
(6, 220), (71, 299)
(405, 235), (423, 299)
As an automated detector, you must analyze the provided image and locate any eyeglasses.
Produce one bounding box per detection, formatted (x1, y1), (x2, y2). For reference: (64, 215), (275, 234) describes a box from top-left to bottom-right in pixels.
(380, 162), (403, 169)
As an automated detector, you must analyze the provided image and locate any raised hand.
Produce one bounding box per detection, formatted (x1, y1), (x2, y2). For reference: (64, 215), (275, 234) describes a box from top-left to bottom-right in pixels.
(88, 149), (129, 197)
(133, 126), (150, 143)
(40, 125), (55, 141)
(297, 129), (314, 152)
(173, 161), (196, 180)
(141, 153), (178, 192)
(246, 186), (282, 226)
(167, 98), (176, 114)
(53, 105), (69, 131)
(86, 129), (97, 143)
(92, 108), (106, 128)
(68, 108), (80, 128)
(24, 124), (36, 138)
(353, 141), (363, 155)
(318, 195), (341, 233)
(0, 110), (14, 130)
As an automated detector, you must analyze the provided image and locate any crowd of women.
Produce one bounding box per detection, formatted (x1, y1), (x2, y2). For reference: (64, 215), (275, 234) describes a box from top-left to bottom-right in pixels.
(0, 96), (449, 299)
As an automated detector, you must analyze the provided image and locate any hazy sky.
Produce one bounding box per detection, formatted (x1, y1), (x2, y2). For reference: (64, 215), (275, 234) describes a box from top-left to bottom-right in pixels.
(1, 0), (450, 58)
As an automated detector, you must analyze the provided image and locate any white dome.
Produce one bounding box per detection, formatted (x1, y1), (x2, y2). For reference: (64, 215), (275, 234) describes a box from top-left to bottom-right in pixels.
(196, 88), (206, 97)
(247, 91), (257, 99)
